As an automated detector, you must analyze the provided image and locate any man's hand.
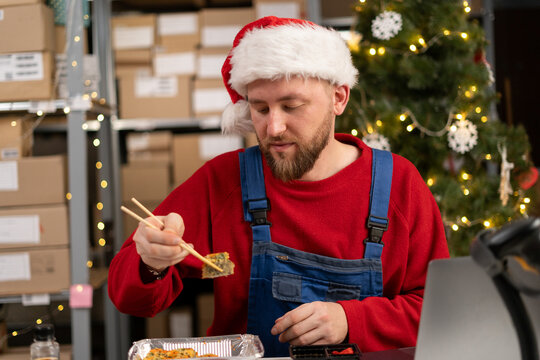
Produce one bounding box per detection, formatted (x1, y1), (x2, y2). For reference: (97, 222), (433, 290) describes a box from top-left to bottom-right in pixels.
(270, 301), (348, 345)
(132, 212), (192, 272)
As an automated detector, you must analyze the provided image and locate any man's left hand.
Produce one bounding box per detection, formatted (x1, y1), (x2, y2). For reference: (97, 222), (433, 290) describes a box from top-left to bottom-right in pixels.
(270, 301), (348, 345)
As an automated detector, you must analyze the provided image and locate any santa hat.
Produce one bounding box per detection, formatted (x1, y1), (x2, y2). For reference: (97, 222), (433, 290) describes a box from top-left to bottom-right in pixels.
(221, 16), (358, 135)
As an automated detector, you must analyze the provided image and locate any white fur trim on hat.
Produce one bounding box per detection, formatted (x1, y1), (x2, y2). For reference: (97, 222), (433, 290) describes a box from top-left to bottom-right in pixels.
(221, 100), (254, 135)
(229, 23), (358, 98)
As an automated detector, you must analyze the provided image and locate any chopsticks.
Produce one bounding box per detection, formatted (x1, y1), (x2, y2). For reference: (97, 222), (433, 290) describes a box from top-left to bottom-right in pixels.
(120, 198), (224, 273)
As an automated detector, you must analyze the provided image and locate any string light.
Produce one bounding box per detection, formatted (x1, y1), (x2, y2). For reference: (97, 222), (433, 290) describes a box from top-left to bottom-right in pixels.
(97, 114), (105, 122)
(96, 161), (102, 169)
(37, 110), (44, 116)
(475, 106), (482, 113)
(36, 319), (42, 325)
(74, 35), (81, 42)
(399, 113), (407, 121)
(369, 48), (377, 55)
(406, 124), (414, 132)
(443, 29), (451, 36)
(3, 304), (66, 344)
(66, 193), (72, 200)
(97, 222), (105, 230)
(456, 113), (463, 120)
(461, 172), (470, 180)
(82, 123), (89, 130)
(463, 188), (470, 196)
(96, 202), (103, 210)
(483, 220), (491, 228)
(377, 47), (386, 55)
(351, 129), (358, 136)
(367, 125), (374, 134)
(418, 37), (426, 46)
(427, 178), (434, 186)
(11, 120), (17, 126)
(100, 180), (108, 189)
(524, 197), (531, 204)
(461, 216), (469, 224)
(87, 261), (93, 268)
(98, 238), (106, 247)
(464, 90), (472, 98)
(93, 139), (100, 147)
(485, 154), (492, 160)
(376, 119), (383, 127)
(63, 107), (71, 114)
(461, 32), (468, 40)
(71, 60), (78, 67)
(464, 6), (471, 13)
(409, 44), (417, 52)
(481, 116), (488, 122)
(452, 224), (459, 231)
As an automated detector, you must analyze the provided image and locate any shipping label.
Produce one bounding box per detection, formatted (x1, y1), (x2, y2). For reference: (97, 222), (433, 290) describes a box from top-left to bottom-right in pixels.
(0, 52), (44, 82)
(0, 161), (18, 191)
(193, 88), (230, 113)
(158, 13), (198, 35)
(135, 75), (178, 98)
(0, 252), (31, 282)
(0, 215), (40, 245)
(202, 25), (242, 47)
(113, 26), (154, 50)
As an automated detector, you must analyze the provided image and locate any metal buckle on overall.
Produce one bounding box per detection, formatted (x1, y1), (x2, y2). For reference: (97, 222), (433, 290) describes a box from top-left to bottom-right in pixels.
(248, 199), (271, 227)
(365, 216), (388, 244)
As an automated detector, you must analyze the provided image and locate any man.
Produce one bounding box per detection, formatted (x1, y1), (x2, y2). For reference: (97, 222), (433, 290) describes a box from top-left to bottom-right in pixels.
(108, 16), (449, 356)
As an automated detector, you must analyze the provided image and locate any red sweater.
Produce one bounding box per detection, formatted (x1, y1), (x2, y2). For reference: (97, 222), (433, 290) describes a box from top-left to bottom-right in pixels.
(108, 134), (449, 352)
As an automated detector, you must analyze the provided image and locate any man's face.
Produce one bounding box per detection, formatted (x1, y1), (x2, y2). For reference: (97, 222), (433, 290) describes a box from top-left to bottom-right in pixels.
(246, 77), (336, 182)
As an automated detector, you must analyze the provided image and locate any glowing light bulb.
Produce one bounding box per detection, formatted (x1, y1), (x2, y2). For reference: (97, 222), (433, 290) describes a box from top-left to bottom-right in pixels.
(11, 120), (17, 127)
(524, 197), (531, 204)
(367, 125), (374, 134)
(485, 154), (492, 160)
(351, 129), (358, 136)
(58, 305), (64, 311)
(37, 110), (43, 116)
(475, 106), (482, 113)
(376, 120), (383, 127)
(427, 178), (434, 186)
(72, 60), (78, 67)
(12, 331), (18, 337)
(418, 37), (426, 45)
(96, 202), (103, 210)
(99, 238), (106, 246)
(399, 114), (407, 121)
(378, 47), (386, 55)
(74, 35), (81, 42)
(452, 224), (459, 231)
(409, 44), (417, 52)
(93, 139), (100, 147)
(465, 6), (471, 13)
(450, 125), (457, 132)
(471, 85), (477, 92)
(465, 91), (472, 98)
(97, 114), (105, 121)
(461, 32), (468, 39)
(483, 220), (491, 228)
(369, 48), (376, 55)
(456, 113), (463, 119)
(481, 116), (488, 122)
(36, 319), (42, 325)
(461, 216), (469, 223)
(100, 180), (108, 189)
(463, 188), (470, 195)
(97, 222), (105, 230)
(406, 125), (414, 132)
(96, 161), (103, 169)
(443, 29), (451, 36)
(66, 193), (72, 200)
(87, 260), (93, 268)
(63, 107), (71, 114)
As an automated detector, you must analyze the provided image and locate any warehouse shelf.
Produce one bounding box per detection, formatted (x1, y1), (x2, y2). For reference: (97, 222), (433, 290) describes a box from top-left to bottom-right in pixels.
(0, 99), (113, 116)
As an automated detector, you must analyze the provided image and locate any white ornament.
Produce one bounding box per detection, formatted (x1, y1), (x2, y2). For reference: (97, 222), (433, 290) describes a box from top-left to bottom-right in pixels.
(498, 143), (514, 206)
(448, 119), (478, 154)
(362, 132), (391, 151)
(371, 11), (403, 40)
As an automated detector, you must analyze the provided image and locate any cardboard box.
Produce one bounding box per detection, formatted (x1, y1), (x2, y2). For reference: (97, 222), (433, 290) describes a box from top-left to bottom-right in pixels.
(0, 3), (54, 54)
(157, 12), (200, 51)
(254, 0), (307, 19)
(54, 25), (89, 54)
(115, 48), (153, 66)
(121, 162), (170, 202)
(118, 74), (192, 119)
(0, 52), (55, 102)
(0, 0), (41, 6)
(193, 78), (230, 117)
(126, 131), (173, 152)
(0, 115), (33, 160)
(172, 132), (243, 185)
(196, 47), (229, 79)
(200, 8), (255, 48)
(0, 155), (66, 208)
(122, 199), (161, 238)
(0, 204), (69, 250)
(128, 150), (172, 165)
(0, 246), (70, 296)
(115, 64), (153, 79)
(112, 14), (156, 51)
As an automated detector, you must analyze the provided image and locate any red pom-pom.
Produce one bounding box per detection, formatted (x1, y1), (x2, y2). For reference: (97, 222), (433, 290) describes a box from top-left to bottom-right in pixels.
(518, 166), (539, 190)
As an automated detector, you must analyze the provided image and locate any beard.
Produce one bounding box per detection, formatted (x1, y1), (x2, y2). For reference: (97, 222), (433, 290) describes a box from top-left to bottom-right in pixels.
(258, 108), (333, 182)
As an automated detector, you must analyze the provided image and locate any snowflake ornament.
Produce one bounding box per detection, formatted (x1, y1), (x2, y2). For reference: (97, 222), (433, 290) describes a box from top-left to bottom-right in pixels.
(362, 133), (391, 151)
(448, 119), (478, 154)
(371, 11), (403, 40)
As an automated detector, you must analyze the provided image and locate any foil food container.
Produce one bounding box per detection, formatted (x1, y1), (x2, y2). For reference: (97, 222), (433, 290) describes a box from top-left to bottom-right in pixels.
(128, 334), (265, 360)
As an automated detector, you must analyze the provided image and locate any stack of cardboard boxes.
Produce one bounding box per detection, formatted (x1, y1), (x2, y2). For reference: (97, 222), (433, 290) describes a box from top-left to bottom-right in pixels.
(0, 155), (70, 296)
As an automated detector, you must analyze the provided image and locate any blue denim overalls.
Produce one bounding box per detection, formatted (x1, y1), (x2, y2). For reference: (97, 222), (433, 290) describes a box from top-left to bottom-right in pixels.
(239, 146), (393, 356)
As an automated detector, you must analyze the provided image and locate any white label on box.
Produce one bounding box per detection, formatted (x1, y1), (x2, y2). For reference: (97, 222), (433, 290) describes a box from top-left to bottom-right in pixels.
(127, 133), (150, 151)
(0, 161), (18, 191)
(22, 293), (51, 306)
(135, 76), (178, 98)
(257, 3), (301, 19)
(0, 252), (31, 282)
(113, 26), (154, 50)
(0, 215), (40, 245)
(194, 88), (230, 113)
(197, 54), (228, 79)
(0, 52), (44, 82)
(199, 134), (243, 160)
(158, 13), (198, 35)
(154, 52), (196, 76)
(1, 148), (20, 160)
(202, 25), (242, 47)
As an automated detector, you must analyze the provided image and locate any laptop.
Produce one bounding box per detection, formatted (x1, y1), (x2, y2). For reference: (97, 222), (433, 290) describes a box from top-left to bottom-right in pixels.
(414, 256), (540, 360)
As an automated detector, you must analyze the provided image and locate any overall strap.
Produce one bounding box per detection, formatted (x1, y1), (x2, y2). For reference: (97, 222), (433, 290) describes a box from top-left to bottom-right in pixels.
(239, 146), (272, 242)
(364, 148), (393, 259)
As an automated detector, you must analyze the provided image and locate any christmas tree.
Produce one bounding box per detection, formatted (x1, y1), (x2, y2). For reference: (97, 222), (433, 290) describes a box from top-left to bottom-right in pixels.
(338, 0), (538, 256)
